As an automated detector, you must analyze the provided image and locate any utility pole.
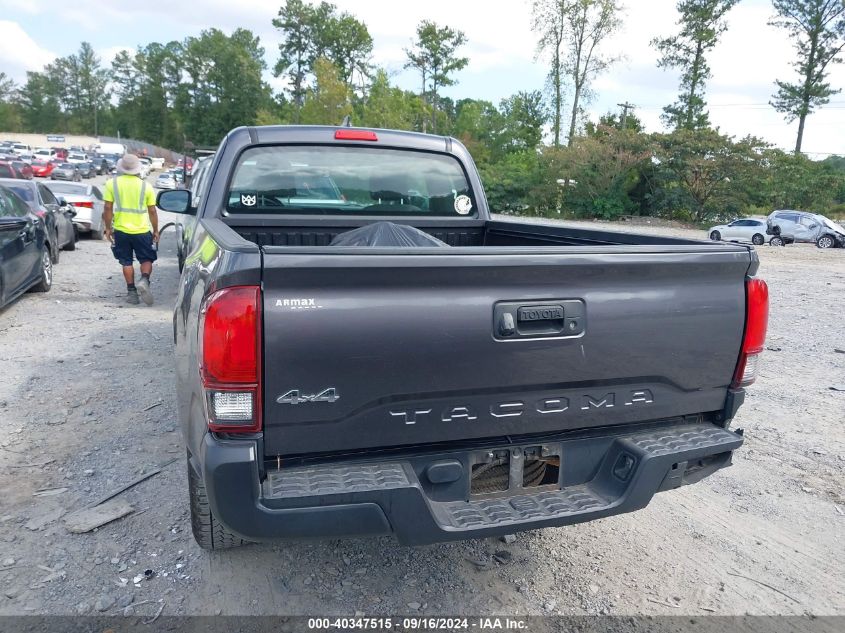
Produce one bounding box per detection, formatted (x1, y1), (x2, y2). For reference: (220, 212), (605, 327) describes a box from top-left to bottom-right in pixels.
(617, 102), (635, 130)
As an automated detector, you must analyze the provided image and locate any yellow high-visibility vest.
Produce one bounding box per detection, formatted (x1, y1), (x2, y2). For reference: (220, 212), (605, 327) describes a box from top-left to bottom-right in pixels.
(104, 175), (155, 234)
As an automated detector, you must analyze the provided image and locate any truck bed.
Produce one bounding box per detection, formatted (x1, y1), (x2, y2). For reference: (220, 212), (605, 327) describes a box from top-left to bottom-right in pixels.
(226, 217), (712, 249)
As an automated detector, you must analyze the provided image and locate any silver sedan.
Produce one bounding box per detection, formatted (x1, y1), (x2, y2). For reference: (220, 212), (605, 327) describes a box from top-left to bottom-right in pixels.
(708, 218), (767, 245)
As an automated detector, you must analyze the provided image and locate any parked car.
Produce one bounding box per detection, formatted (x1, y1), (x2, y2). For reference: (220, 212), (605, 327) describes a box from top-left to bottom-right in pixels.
(0, 178), (77, 263)
(150, 157), (165, 170)
(76, 161), (97, 179)
(766, 210), (845, 248)
(0, 161), (25, 179)
(45, 182), (104, 240)
(156, 125), (769, 550)
(52, 148), (68, 161)
(50, 163), (82, 182)
(0, 185), (52, 308)
(154, 173), (177, 190)
(89, 155), (111, 175)
(10, 143), (31, 155)
(30, 160), (56, 178)
(66, 152), (88, 166)
(33, 148), (57, 161)
(11, 161), (33, 180)
(16, 153), (35, 165)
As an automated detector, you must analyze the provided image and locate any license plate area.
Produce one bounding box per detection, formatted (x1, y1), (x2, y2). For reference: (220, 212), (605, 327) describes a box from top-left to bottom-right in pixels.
(468, 444), (561, 498)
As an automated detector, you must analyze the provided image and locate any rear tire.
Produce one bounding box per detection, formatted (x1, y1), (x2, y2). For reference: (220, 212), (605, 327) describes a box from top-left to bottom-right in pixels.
(50, 233), (60, 264)
(752, 233), (764, 245)
(769, 236), (785, 247)
(63, 228), (77, 251)
(188, 454), (248, 550)
(31, 248), (52, 292)
(710, 231), (721, 241)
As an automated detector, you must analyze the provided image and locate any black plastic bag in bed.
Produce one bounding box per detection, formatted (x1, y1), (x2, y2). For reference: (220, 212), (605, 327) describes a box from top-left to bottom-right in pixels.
(329, 221), (449, 247)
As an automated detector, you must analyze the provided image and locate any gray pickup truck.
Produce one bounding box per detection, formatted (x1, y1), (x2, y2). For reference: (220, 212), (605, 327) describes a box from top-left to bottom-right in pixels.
(157, 125), (769, 550)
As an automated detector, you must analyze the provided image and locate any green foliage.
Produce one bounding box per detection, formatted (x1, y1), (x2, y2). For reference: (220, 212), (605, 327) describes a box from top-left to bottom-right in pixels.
(650, 129), (769, 224)
(653, 0), (740, 130)
(480, 151), (544, 214)
(404, 21), (469, 133)
(273, 0), (373, 121)
(300, 58), (352, 125)
(769, 0), (845, 152)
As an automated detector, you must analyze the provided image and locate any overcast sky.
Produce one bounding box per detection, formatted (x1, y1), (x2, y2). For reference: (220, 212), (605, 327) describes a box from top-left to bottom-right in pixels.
(1, 0), (843, 156)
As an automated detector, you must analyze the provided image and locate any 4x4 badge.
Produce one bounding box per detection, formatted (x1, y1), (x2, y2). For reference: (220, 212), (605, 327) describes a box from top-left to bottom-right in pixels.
(277, 388), (339, 405)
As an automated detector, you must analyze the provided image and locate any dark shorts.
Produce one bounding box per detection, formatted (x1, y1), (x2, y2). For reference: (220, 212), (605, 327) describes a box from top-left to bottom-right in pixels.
(112, 230), (157, 266)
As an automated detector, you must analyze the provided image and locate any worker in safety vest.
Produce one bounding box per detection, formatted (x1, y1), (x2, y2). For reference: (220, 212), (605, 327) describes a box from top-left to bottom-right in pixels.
(102, 154), (159, 305)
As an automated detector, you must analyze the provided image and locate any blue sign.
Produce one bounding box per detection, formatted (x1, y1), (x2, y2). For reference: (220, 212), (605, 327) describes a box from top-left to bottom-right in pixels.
(46, 135), (65, 142)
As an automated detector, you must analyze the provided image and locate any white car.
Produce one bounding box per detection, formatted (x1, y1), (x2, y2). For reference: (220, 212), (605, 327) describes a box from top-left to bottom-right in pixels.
(150, 157), (165, 170)
(10, 143), (31, 155)
(708, 218), (768, 245)
(67, 152), (89, 165)
(155, 173), (177, 190)
(34, 148), (57, 161)
(44, 181), (105, 240)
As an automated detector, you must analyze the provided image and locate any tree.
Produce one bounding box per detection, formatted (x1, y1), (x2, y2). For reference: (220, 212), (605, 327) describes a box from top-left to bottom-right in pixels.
(18, 71), (63, 133)
(532, 0), (567, 146)
(498, 91), (548, 153)
(558, 128), (654, 218)
(0, 72), (22, 131)
(533, 0), (623, 145)
(651, 129), (768, 223)
(320, 13), (373, 89)
(273, 1), (373, 120)
(404, 21), (469, 133)
(300, 58), (352, 125)
(563, 0), (623, 144)
(75, 42), (110, 136)
(585, 110), (644, 135)
(273, 0), (318, 122)
(652, 0), (740, 130)
(359, 69), (422, 131)
(769, 0), (845, 153)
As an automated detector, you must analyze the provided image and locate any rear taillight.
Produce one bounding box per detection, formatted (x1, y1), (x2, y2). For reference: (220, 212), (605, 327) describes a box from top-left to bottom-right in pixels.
(74, 201), (93, 208)
(199, 286), (261, 432)
(732, 277), (769, 388)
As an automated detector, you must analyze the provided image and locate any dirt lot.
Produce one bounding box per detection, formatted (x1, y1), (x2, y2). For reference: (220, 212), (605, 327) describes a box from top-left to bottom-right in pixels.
(0, 206), (842, 618)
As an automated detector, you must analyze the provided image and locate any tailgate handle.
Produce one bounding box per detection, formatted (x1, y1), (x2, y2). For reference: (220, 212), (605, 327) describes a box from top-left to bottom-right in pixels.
(494, 300), (585, 340)
(517, 305), (564, 324)
(515, 305), (565, 336)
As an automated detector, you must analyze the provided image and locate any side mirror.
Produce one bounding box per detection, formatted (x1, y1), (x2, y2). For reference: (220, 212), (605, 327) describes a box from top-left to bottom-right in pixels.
(57, 197), (68, 206)
(157, 189), (193, 214)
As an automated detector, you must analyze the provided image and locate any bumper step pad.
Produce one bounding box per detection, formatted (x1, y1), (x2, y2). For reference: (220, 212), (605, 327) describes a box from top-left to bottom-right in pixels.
(264, 463), (409, 499)
(439, 485), (607, 529)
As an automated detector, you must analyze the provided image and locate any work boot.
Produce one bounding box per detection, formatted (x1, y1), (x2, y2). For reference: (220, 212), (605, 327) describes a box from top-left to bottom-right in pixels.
(126, 288), (140, 305)
(136, 277), (154, 306)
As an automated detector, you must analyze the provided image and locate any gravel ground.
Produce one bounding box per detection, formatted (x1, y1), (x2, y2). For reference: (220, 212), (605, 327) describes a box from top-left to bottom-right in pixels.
(0, 202), (842, 618)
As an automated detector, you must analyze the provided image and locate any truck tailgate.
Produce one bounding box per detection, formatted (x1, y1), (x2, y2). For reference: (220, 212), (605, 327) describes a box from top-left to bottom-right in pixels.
(260, 246), (752, 456)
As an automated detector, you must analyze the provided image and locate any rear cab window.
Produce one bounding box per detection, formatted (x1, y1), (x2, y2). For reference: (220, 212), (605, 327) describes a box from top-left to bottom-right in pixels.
(226, 146), (476, 217)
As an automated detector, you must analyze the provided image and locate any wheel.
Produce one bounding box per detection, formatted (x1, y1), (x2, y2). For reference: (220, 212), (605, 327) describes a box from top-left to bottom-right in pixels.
(769, 236), (785, 247)
(50, 232), (60, 263)
(816, 235), (835, 249)
(752, 233), (764, 246)
(30, 248), (52, 292)
(710, 231), (721, 241)
(187, 453), (247, 550)
(62, 227), (77, 251)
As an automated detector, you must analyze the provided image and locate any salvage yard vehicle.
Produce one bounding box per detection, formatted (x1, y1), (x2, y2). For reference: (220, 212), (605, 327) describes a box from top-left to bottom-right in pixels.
(0, 185), (52, 308)
(766, 210), (845, 248)
(157, 125), (769, 550)
(45, 182), (104, 240)
(708, 219), (767, 245)
(0, 178), (77, 263)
